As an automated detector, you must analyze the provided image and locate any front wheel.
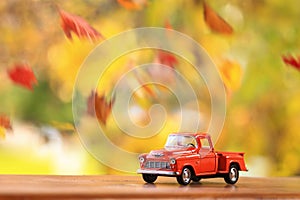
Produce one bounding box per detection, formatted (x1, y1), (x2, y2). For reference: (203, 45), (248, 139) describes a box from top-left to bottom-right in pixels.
(177, 167), (192, 185)
(224, 164), (239, 184)
(142, 174), (157, 183)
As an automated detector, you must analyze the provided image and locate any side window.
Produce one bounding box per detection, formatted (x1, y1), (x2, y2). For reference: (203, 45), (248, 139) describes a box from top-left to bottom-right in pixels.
(200, 138), (210, 149)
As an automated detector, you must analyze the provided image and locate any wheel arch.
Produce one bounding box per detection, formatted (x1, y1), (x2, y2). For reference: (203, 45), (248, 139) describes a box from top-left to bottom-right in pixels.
(182, 165), (196, 176)
(229, 162), (241, 170)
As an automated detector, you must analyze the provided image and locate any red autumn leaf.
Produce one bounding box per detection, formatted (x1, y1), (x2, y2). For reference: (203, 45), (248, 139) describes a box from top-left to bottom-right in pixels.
(117, 0), (147, 10)
(149, 50), (177, 85)
(58, 8), (104, 42)
(0, 115), (12, 131)
(203, 1), (233, 34)
(87, 91), (115, 125)
(87, 91), (96, 116)
(282, 55), (300, 71)
(7, 64), (37, 91)
(157, 50), (178, 68)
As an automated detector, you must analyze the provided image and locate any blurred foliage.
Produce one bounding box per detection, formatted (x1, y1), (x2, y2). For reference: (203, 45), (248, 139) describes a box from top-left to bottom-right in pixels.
(0, 0), (300, 176)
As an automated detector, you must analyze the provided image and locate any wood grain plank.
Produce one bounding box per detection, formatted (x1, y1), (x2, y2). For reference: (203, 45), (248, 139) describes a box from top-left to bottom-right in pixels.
(0, 175), (299, 199)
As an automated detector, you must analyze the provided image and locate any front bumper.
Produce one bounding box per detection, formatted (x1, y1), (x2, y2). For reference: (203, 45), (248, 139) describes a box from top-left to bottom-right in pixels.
(137, 169), (179, 176)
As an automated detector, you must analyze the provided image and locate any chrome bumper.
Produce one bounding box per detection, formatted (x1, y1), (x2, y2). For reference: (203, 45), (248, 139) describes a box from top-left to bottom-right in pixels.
(137, 169), (179, 176)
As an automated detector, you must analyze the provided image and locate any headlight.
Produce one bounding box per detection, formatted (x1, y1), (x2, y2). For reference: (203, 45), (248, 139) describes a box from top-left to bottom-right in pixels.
(170, 158), (176, 164)
(139, 156), (145, 163)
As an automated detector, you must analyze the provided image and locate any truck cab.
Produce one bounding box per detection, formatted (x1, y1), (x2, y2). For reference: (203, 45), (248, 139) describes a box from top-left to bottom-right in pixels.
(137, 132), (247, 185)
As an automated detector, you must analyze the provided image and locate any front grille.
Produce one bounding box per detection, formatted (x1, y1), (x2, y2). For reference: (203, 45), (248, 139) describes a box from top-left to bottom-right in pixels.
(145, 161), (171, 169)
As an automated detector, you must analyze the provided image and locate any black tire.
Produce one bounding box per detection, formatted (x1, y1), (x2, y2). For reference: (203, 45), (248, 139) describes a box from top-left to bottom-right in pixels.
(192, 176), (201, 182)
(224, 164), (239, 184)
(142, 174), (157, 183)
(177, 167), (192, 185)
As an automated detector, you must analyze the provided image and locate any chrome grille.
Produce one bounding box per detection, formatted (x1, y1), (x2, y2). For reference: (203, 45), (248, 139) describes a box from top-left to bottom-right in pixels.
(145, 161), (170, 169)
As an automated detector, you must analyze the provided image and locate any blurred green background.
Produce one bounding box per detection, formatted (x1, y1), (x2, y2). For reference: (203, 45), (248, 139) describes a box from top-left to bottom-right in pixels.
(1, 0), (300, 176)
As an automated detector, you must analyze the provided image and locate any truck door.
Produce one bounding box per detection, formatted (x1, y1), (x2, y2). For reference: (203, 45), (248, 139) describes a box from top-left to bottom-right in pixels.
(199, 137), (216, 173)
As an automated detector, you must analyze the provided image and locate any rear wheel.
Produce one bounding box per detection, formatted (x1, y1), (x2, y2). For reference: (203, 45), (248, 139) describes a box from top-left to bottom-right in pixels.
(142, 174), (157, 183)
(177, 167), (192, 185)
(224, 164), (239, 184)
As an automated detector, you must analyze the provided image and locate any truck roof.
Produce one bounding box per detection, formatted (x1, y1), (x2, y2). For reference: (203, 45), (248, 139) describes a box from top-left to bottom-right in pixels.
(169, 132), (208, 139)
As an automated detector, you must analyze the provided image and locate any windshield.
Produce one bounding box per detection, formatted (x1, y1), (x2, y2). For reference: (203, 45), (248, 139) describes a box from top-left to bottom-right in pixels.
(165, 135), (197, 148)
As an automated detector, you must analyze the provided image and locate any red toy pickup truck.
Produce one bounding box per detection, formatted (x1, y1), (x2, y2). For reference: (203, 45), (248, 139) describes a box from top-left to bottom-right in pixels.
(137, 133), (247, 185)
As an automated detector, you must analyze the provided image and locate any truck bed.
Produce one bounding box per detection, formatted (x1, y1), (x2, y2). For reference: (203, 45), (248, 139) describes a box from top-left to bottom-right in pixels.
(216, 151), (247, 172)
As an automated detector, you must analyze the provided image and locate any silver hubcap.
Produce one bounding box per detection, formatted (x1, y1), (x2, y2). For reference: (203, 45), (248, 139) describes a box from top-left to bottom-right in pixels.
(229, 167), (238, 182)
(182, 168), (191, 183)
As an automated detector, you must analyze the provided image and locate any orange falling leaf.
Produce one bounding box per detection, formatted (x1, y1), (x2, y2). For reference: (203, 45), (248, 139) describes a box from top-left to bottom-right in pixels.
(218, 59), (242, 92)
(203, 1), (233, 34)
(141, 84), (157, 98)
(282, 54), (300, 71)
(133, 71), (157, 99)
(50, 121), (75, 132)
(117, 0), (147, 10)
(87, 91), (115, 125)
(0, 115), (12, 139)
(0, 115), (12, 131)
(58, 7), (104, 42)
(0, 127), (6, 139)
(165, 19), (173, 30)
(164, 19), (174, 38)
(7, 64), (38, 91)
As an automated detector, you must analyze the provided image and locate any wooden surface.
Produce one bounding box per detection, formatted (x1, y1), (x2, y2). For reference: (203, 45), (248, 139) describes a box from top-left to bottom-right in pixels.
(0, 175), (299, 199)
